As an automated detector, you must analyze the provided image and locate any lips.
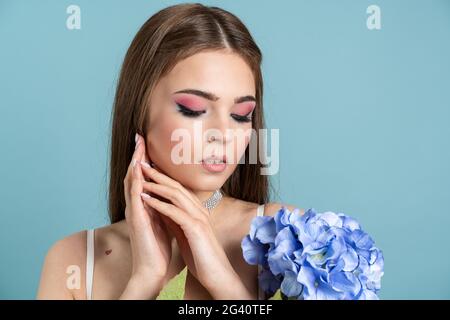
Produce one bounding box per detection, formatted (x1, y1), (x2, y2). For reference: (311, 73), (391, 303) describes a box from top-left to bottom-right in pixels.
(201, 154), (227, 164)
(200, 155), (227, 173)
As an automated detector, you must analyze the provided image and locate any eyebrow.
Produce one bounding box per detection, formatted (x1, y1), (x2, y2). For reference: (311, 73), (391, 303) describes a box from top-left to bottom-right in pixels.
(173, 89), (256, 104)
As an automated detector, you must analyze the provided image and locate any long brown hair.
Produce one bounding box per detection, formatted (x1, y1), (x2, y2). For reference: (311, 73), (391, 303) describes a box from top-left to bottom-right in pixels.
(108, 3), (271, 223)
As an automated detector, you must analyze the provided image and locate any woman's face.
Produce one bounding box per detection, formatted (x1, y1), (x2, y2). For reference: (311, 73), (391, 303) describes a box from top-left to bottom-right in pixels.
(145, 50), (256, 193)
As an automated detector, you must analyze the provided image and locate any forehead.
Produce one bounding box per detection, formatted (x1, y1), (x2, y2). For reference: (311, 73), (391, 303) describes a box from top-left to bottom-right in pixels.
(159, 50), (256, 98)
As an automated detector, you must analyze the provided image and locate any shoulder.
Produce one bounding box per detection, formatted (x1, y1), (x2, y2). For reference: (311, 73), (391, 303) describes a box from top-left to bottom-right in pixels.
(226, 197), (305, 217)
(36, 230), (87, 299)
(229, 197), (305, 218)
(37, 221), (127, 299)
(262, 202), (305, 217)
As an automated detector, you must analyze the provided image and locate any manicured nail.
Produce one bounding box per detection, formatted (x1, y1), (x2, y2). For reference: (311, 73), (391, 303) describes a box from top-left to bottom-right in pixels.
(141, 192), (151, 199)
(135, 133), (139, 143)
(140, 161), (151, 168)
(135, 140), (141, 150)
(132, 159), (137, 167)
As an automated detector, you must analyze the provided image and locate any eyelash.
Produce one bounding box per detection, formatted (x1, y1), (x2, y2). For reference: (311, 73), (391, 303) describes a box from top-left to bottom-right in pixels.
(176, 103), (205, 117)
(176, 103), (252, 123)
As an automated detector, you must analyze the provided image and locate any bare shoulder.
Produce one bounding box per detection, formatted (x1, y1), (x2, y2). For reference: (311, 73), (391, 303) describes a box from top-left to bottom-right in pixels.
(227, 197), (305, 218)
(263, 202), (305, 217)
(37, 221), (127, 300)
(36, 230), (87, 299)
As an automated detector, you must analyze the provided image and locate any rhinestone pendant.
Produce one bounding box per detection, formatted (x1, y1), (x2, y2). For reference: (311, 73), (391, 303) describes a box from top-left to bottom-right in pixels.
(203, 189), (223, 212)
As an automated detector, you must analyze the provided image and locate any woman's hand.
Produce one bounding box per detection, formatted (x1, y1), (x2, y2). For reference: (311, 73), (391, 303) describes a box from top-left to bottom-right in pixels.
(120, 133), (172, 299)
(138, 165), (254, 299)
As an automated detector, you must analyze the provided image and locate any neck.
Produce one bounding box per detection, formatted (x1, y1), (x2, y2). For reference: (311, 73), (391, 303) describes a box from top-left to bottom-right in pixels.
(193, 190), (219, 204)
(117, 189), (228, 237)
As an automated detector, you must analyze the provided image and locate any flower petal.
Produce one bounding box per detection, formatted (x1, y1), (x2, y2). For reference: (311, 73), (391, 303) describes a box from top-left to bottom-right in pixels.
(241, 236), (266, 265)
(319, 211), (343, 228)
(316, 280), (344, 300)
(259, 267), (281, 296)
(297, 265), (318, 299)
(357, 289), (379, 300)
(340, 247), (359, 272)
(255, 217), (277, 244)
(280, 270), (303, 298)
(329, 271), (361, 299)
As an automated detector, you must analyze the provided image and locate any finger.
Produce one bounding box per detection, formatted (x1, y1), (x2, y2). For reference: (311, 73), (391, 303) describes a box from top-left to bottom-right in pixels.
(132, 134), (145, 182)
(141, 194), (196, 231)
(160, 213), (194, 267)
(135, 135), (204, 212)
(159, 213), (183, 243)
(134, 132), (154, 171)
(141, 136), (152, 171)
(160, 214), (179, 235)
(142, 145), (156, 183)
(142, 181), (205, 220)
(148, 203), (168, 234)
(129, 134), (146, 215)
(183, 187), (206, 210)
(139, 139), (177, 235)
(125, 133), (144, 187)
(139, 163), (204, 209)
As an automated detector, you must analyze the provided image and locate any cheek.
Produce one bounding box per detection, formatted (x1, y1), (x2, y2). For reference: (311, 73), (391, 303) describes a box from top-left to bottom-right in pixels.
(148, 115), (196, 164)
(233, 129), (252, 161)
(148, 117), (176, 159)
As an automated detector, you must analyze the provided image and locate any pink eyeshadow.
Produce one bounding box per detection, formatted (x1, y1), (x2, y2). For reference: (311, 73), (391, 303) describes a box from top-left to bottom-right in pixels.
(173, 95), (206, 111)
(233, 102), (256, 116)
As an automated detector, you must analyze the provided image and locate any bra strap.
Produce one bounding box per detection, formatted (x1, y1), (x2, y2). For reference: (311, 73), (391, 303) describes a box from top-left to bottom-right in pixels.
(256, 204), (265, 217)
(86, 229), (95, 300)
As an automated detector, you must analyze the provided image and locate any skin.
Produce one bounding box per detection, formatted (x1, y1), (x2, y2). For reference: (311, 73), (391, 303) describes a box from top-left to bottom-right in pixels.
(36, 49), (304, 300)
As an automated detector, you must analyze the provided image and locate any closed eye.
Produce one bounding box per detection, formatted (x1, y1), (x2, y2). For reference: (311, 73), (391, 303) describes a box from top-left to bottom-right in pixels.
(176, 103), (252, 123)
(176, 103), (205, 117)
(231, 112), (252, 123)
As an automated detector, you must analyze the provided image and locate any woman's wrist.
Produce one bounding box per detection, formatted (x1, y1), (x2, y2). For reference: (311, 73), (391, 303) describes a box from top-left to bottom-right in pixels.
(119, 274), (165, 300)
(204, 267), (253, 300)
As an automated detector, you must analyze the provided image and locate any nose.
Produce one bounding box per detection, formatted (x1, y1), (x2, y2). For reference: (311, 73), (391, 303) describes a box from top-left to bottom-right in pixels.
(204, 113), (233, 145)
(205, 130), (233, 145)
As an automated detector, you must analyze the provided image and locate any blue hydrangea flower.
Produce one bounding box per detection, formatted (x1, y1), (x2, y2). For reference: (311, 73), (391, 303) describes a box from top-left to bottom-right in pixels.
(241, 206), (384, 300)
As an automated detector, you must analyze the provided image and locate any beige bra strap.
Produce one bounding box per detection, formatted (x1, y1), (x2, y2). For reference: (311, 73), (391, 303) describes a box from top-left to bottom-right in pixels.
(257, 204), (265, 217)
(86, 229), (95, 300)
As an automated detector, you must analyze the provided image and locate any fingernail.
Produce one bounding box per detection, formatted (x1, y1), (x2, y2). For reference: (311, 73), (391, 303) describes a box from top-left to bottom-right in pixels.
(132, 159), (137, 167)
(140, 161), (151, 168)
(135, 140), (141, 150)
(141, 192), (151, 199)
(135, 133), (139, 144)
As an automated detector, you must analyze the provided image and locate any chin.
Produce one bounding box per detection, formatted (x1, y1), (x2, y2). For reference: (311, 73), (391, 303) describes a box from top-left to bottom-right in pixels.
(185, 164), (234, 191)
(171, 163), (234, 192)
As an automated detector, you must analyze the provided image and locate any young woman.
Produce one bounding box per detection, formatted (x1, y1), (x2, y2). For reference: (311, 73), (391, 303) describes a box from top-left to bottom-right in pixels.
(37, 3), (304, 300)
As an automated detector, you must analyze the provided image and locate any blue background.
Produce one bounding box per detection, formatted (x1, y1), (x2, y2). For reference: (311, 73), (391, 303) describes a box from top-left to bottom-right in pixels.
(1, 0), (449, 299)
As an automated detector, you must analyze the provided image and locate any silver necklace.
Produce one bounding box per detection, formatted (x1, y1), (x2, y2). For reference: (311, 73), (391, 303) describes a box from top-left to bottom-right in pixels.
(202, 189), (223, 213)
